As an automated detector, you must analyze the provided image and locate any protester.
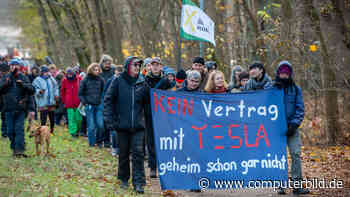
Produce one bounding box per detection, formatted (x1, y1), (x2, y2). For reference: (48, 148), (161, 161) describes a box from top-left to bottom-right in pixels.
(171, 69), (187, 91)
(103, 56), (148, 194)
(273, 61), (310, 195)
(28, 66), (40, 83)
(49, 64), (58, 78)
(205, 61), (217, 74)
(142, 57), (152, 77)
(99, 54), (115, 148)
(177, 69), (202, 193)
(109, 65), (124, 156)
(60, 67), (82, 138)
(0, 61), (10, 138)
(243, 62), (272, 91)
(0, 59), (35, 157)
(78, 63), (105, 147)
(230, 71), (249, 93)
(178, 70), (202, 92)
(145, 57), (163, 178)
(228, 65), (243, 90)
(191, 57), (208, 90)
(165, 68), (175, 82)
(204, 70), (229, 93)
(32, 65), (59, 134)
(54, 71), (67, 126)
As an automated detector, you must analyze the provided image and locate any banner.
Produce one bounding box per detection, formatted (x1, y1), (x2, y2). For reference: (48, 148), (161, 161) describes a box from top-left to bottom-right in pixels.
(180, 0), (216, 46)
(150, 89), (289, 190)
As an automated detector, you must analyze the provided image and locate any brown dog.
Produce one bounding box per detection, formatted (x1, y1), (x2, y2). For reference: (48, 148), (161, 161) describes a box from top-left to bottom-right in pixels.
(29, 125), (51, 156)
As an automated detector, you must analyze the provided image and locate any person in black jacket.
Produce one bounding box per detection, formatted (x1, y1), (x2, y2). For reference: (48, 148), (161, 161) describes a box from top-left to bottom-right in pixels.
(103, 56), (148, 194)
(144, 57), (163, 179)
(0, 59), (35, 157)
(78, 63), (105, 147)
(0, 62), (10, 138)
(99, 54), (115, 148)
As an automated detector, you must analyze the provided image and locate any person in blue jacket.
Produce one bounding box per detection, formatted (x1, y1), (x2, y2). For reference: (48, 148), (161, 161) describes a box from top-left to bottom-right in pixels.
(273, 60), (309, 195)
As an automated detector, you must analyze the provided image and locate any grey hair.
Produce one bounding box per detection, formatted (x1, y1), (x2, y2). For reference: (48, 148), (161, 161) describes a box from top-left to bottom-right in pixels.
(187, 70), (201, 80)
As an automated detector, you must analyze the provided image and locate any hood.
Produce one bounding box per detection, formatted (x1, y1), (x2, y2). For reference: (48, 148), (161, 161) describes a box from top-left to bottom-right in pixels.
(276, 60), (293, 79)
(121, 56), (143, 84)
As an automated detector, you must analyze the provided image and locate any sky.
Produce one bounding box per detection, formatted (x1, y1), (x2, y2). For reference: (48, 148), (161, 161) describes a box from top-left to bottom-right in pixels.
(0, 0), (21, 55)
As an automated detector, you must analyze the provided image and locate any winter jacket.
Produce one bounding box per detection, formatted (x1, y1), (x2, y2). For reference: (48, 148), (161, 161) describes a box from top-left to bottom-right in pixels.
(32, 76), (59, 108)
(78, 74), (104, 106)
(60, 75), (81, 108)
(243, 73), (272, 91)
(0, 72), (35, 112)
(273, 61), (305, 127)
(103, 57), (149, 132)
(99, 65), (115, 83)
(145, 72), (163, 88)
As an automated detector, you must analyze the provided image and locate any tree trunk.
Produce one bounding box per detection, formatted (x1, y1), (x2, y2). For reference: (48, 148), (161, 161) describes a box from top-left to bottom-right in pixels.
(63, 0), (91, 67)
(304, 0), (341, 145)
(36, 0), (60, 65)
(94, 0), (107, 53)
(105, 0), (124, 64)
(81, 0), (101, 61)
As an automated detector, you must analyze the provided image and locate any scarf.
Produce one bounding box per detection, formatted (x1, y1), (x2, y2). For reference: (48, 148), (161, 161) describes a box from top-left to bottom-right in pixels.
(210, 87), (227, 93)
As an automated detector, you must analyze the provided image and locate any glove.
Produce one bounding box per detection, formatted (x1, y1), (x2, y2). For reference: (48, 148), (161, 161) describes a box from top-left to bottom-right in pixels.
(286, 123), (299, 137)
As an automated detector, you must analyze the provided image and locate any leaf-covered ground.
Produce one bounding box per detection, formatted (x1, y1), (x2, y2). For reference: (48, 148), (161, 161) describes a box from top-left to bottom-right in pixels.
(0, 123), (350, 197)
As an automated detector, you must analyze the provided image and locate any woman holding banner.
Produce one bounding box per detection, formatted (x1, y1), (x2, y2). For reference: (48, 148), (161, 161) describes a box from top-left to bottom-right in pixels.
(204, 70), (229, 93)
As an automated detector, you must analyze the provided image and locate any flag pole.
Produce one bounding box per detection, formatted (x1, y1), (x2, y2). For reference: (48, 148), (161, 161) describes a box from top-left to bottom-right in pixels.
(199, 0), (205, 57)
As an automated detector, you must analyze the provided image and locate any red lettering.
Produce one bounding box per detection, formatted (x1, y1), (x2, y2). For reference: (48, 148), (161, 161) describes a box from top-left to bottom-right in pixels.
(167, 97), (176, 114)
(153, 93), (165, 112)
(212, 125), (222, 128)
(256, 124), (270, 147)
(244, 124), (257, 147)
(182, 99), (193, 116)
(193, 124), (208, 149)
(215, 146), (225, 150)
(213, 136), (224, 139)
(228, 124), (242, 148)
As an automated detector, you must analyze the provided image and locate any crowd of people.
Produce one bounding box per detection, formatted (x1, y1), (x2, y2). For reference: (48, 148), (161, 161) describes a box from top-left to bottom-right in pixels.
(0, 54), (309, 195)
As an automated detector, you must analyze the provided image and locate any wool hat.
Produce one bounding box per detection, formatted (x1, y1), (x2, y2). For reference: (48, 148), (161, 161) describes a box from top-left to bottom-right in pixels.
(41, 65), (49, 73)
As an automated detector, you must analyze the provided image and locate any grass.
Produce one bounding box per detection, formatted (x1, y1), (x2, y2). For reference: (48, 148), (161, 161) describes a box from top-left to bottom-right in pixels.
(0, 122), (158, 197)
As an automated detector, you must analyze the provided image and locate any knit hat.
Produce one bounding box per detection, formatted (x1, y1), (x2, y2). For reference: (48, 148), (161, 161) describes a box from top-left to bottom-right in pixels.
(175, 69), (187, 83)
(0, 62), (9, 72)
(277, 64), (292, 76)
(9, 59), (20, 65)
(193, 57), (205, 65)
(66, 67), (74, 74)
(41, 65), (49, 73)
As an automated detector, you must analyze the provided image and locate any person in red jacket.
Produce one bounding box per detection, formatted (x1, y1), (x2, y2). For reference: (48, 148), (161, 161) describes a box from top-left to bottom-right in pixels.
(60, 67), (82, 137)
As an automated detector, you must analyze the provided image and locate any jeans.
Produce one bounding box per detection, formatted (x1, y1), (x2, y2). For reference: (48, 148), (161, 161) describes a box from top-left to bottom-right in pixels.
(85, 105), (104, 147)
(1, 112), (7, 137)
(5, 111), (26, 153)
(287, 129), (302, 180)
(118, 131), (145, 187)
(146, 125), (157, 171)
